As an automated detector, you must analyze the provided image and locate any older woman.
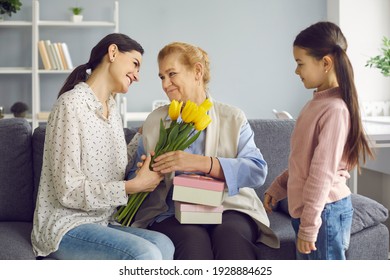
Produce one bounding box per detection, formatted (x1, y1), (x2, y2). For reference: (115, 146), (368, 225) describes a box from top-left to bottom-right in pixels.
(129, 42), (279, 259)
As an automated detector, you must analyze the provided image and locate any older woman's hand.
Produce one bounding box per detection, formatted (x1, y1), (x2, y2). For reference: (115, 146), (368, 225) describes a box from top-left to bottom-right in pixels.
(151, 150), (209, 174)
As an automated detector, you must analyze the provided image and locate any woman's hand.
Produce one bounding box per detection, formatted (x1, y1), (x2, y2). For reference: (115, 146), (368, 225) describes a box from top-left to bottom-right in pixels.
(151, 150), (208, 174)
(125, 154), (163, 194)
(264, 193), (277, 213)
(135, 154), (147, 173)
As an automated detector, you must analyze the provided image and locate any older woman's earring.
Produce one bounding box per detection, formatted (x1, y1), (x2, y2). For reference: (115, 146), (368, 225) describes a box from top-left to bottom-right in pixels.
(110, 58), (115, 62)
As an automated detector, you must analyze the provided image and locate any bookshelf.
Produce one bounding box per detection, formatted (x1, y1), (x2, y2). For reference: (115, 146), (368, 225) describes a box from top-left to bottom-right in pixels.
(0, 20), (32, 26)
(0, 1), (119, 129)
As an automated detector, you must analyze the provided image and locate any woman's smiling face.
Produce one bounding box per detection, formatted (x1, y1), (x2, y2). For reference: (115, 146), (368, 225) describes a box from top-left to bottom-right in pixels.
(158, 53), (198, 103)
(110, 50), (142, 94)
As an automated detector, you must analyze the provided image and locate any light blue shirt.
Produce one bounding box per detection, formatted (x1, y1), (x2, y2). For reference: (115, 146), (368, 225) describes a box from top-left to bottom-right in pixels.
(127, 120), (267, 223)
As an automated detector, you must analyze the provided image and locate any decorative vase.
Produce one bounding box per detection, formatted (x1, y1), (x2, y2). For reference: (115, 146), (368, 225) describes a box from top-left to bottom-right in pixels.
(71, 14), (83, 22)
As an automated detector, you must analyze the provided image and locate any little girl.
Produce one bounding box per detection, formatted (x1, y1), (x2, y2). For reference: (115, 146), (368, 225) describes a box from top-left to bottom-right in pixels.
(264, 21), (373, 260)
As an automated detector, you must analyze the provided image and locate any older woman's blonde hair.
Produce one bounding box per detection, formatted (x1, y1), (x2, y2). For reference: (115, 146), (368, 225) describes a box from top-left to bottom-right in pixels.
(158, 42), (210, 91)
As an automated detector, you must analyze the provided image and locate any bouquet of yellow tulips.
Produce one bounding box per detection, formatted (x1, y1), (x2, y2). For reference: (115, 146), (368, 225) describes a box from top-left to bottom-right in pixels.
(114, 98), (213, 226)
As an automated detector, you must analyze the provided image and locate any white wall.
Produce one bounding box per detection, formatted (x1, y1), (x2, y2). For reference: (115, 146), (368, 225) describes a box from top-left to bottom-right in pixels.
(328, 1), (390, 249)
(119, 0), (326, 119)
(0, 0), (327, 120)
(328, 0), (390, 104)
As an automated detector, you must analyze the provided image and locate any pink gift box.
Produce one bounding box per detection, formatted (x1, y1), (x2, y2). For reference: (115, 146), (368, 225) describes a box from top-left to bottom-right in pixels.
(173, 174), (225, 191)
(175, 201), (223, 224)
(172, 174), (226, 207)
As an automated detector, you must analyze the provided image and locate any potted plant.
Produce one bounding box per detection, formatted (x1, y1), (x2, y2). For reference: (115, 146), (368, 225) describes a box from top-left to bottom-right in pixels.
(0, 0), (22, 20)
(366, 36), (390, 77)
(70, 6), (83, 22)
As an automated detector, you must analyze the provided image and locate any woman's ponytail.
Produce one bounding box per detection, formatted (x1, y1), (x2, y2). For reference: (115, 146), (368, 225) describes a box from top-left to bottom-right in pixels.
(57, 63), (89, 98)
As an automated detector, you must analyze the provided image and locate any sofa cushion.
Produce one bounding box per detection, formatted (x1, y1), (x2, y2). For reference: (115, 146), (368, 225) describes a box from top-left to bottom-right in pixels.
(277, 193), (388, 235)
(248, 119), (294, 200)
(124, 127), (139, 143)
(32, 125), (46, 206)
(0, 119), (34, 222)
(0, 222), (36, 259)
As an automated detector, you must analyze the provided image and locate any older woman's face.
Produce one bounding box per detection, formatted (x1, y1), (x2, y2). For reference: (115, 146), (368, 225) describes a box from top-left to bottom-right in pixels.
(158, 53), (198, 103)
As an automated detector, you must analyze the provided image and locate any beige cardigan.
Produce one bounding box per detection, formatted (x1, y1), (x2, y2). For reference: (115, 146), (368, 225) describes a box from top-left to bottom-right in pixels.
(132, 99), (280, 249)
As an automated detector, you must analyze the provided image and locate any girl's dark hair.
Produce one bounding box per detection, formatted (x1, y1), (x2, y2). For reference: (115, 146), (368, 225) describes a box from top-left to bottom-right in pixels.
(293, 21), (373, 172)
(58, 33), (144, 98)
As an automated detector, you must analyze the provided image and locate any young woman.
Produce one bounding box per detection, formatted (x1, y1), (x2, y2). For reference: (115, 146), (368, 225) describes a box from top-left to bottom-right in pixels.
(128, 42), (279, 260)
(264, 22), (373, 260)
(31, 33), (174, 260)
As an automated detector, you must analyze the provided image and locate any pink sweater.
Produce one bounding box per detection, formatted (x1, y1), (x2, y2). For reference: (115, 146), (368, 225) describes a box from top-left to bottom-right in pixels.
(266, 87), (352, 242)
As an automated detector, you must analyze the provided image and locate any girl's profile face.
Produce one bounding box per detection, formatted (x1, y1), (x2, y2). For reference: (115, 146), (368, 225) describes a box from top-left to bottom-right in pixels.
(293, 46), (328, 91)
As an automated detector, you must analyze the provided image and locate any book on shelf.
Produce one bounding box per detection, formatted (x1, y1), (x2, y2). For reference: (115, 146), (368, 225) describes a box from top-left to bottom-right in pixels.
(38, 40), (73, 70)
(43, 40), (57, 70)
(52, 43), (64, 70)
(174, 201), (223, 224)
(37, 111), (50, 120)
(37, 40), (52, 70)
(50, 44), (62, 70)
(172, 174), (226, 207)
(60, 43), (73, 69)
(56, 43), (68, 70)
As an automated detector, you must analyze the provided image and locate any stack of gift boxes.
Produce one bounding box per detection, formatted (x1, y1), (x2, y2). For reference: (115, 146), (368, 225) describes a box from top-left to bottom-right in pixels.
(172, 174), (225, 224)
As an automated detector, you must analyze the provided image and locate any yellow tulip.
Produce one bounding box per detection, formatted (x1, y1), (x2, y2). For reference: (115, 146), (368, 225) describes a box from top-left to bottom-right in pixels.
(192, 106), (207, 124)
(168, 100), (182, 121)
(181, 100), (198, 123)
(194, 114), (212, 131)
(115, 99), (213, 227)
(200, 98), (213, 111)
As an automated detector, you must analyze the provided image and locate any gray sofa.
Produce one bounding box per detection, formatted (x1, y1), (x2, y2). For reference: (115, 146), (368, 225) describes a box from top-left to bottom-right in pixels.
(0, 117), (388, 259)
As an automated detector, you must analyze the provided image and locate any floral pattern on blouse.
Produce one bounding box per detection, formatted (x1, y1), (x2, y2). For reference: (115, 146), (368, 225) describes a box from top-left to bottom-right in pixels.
(31, 82), (129, 257)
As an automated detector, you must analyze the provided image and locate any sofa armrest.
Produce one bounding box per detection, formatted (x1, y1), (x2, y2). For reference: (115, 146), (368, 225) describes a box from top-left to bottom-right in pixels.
(351, 193), (388, 234)
(0, 119), (34, 222)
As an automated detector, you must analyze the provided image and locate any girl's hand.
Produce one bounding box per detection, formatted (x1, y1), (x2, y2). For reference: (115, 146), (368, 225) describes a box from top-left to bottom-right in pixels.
(296, 237), (317, 254)
(151, 150), (206, 174)
(264, 193), (277, 213)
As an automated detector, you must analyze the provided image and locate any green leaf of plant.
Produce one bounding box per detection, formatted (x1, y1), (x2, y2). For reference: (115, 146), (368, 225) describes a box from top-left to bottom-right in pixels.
(167, 122), (179, 145)
(154, 119), (167, 155)
(124, 192), (149, 226)
(179, 122), (189, 132)
(366, 36), (390, 76)
(173, 125), (194, 150)
(177, 130), (201, 151)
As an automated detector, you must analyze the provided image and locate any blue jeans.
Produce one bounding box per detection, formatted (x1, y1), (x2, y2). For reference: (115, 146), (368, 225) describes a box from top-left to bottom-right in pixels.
(48, 223), (174, 260)
(291, 195), (353, 260)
